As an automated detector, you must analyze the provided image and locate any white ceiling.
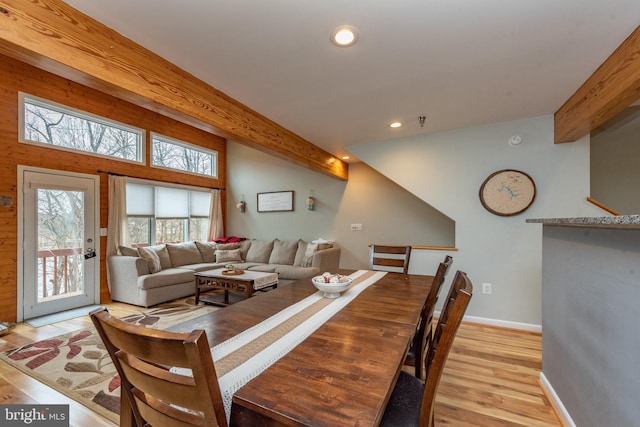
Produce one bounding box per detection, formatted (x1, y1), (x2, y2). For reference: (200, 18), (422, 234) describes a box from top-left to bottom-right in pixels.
(62, 0), (640, 162)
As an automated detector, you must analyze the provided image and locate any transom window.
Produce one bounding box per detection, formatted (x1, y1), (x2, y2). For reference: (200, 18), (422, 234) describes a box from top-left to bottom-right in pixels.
(126, 181), (211, 246)
(19, 93), (144, 163)
(151, 133), (218, 178)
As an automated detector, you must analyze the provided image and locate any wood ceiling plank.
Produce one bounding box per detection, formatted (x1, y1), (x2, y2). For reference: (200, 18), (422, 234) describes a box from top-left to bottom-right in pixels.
(554, 25), (640, 144)
(0, 0), (348, 180)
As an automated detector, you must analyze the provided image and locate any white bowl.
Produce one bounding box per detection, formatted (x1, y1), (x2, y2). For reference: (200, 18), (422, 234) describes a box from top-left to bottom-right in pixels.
(311, 276), (353, 298)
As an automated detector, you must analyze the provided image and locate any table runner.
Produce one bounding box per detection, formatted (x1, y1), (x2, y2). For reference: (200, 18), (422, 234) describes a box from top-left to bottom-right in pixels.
(173, 269), (387, 422)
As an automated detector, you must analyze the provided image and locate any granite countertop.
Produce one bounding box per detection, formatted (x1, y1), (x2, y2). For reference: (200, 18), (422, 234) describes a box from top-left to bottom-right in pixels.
(526, 215), (640, 229)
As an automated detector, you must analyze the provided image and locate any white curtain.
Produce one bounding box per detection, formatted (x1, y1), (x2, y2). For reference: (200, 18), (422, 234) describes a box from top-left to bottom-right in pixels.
(106, 175), (130, 290)
(207, 188), (224, 241)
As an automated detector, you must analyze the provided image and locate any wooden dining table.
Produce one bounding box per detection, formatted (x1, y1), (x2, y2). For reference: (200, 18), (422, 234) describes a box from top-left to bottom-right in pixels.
(170, 269), (432, 427)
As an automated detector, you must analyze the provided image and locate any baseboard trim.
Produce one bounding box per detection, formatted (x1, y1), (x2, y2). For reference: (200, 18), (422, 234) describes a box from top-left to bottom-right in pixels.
(434, 311), (542, 332)
(539, 372), (576, 427)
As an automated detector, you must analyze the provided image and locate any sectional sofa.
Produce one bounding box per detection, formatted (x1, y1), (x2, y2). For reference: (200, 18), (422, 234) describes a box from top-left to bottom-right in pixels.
(107, 239), (341, 307)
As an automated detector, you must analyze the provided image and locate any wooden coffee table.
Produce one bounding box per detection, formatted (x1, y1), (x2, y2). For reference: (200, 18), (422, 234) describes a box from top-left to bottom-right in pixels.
(194, 268), (278, 306)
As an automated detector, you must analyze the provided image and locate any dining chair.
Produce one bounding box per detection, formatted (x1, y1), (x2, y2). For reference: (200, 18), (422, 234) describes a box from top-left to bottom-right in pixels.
(369, 244), (412, 274)
(404, 255), (453, 379)
(380, 270), (473, 427)
(90, 308), (228, 427)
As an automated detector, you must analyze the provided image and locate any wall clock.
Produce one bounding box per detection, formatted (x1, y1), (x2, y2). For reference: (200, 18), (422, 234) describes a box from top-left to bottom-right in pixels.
(479, 169), (536, 216)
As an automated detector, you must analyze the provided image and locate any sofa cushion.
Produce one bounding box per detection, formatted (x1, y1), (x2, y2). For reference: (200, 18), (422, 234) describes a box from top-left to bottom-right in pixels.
(138, 247), (162, 273)
(216, 248), (243, 263)
(167, 242), (203, 267)
(294, 240), (309, 266)
(195, 241), (217, 263)
(245, 239), (274, 263)
(137, 268), (195, 290)
(177, 262), (224, 272)
(119, 246), (139, 257)
(247, 264), (278, 273)
(269, 239), (298, 265)
(274, 265), (320, 280)
(239, 239), (252, 260)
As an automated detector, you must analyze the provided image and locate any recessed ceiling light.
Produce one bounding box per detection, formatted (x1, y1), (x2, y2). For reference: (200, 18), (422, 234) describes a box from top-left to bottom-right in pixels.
(390, 122), (402, 128)
(342, 155), (350, 160)
(331, 26), (358, 47)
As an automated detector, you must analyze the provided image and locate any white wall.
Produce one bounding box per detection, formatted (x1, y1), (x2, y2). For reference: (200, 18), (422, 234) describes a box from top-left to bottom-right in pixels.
(348, 115), (604, 325)
(226, 141), (454, 269)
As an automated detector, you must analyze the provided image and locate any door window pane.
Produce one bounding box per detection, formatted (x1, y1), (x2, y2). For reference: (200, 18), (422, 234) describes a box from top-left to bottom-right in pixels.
(37, 189), (84, 301)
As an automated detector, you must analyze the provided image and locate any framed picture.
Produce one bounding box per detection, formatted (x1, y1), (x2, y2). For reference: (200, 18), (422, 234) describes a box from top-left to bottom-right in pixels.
(257, 191), (294, 212)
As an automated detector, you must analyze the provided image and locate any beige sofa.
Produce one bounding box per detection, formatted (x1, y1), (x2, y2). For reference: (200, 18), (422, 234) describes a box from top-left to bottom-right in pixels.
(107, 239), (341, 307)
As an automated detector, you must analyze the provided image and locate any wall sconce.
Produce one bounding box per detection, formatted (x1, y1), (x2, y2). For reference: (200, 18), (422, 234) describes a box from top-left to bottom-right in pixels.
(236, 195), (246, 213)
(306, 192), (316, 211)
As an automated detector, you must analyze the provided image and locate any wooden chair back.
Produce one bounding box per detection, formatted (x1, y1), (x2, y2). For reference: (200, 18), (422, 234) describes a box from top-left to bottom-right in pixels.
(90, 308), (228, 427)
(369, 244), (412, 274)
(413, 255), (453, 379)
(420, 270), (473, 426)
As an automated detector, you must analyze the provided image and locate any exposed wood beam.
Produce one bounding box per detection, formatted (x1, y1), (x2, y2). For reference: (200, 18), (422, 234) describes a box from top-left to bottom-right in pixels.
(555, 25), (640, 143)
(0, 0), (348, 180)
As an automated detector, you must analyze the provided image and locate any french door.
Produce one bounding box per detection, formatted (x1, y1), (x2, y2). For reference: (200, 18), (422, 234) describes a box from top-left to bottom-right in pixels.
(20, 167), (99, 320)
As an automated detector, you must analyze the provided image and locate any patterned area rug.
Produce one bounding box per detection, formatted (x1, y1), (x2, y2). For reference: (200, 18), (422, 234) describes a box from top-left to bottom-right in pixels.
(0, 301), (218, 423)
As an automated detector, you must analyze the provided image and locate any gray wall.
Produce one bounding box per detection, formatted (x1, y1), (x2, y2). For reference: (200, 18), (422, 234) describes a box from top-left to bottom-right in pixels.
(226, 141), (454, 269)
(591, 116), (640, 214)
(541, 225), (640, 427)
(348, 115), (604, 325)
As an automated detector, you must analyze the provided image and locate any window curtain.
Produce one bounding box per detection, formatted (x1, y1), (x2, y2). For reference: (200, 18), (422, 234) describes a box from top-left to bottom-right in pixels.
(106, 175), (130, 290)
(207, 188), (224, 241)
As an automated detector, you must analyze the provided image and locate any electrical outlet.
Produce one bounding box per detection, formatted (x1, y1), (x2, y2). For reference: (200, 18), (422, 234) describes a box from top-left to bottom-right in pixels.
(350, 223), (363, 231)
(482, 282), (492, 294)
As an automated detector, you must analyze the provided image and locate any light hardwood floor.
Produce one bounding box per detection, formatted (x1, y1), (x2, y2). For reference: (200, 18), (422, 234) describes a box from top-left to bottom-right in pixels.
(0, 303), (561, 427)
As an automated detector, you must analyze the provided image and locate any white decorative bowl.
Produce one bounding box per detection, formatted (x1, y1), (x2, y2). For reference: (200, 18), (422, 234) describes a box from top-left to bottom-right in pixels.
(311, 276), (353, 298)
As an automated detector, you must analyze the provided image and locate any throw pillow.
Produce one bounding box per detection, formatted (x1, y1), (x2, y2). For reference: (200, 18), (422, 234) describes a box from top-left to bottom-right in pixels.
(138, 246), (162, 274)
(217, 243), (240, 251)
(245, 239), (274, 263)
(301, 243), (318, 267)
(269, 239), (298, 265)
(146, 244), (172, 270)
(195, 241), (217, 263)
(166, 241), (203, 267)
(119, 246), (139, 257)
(215, 248), (243, 263)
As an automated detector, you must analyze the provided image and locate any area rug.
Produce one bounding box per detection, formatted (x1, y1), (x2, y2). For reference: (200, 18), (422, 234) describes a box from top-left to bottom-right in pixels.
(0, 301), (218, 423)
(26, 305), (104, 328)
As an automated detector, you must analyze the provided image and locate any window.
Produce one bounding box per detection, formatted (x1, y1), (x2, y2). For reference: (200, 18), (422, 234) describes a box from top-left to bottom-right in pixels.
(151, 133), (217, 178)
(19, 93), (144, 163)
(126, 181), (211, 246)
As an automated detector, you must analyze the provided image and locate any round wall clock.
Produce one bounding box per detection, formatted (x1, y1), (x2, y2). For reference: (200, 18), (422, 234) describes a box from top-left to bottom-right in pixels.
(479, 169), (536, 216)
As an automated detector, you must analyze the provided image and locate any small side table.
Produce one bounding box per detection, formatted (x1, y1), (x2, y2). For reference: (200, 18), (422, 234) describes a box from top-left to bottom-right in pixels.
(194, 268), (278, 306)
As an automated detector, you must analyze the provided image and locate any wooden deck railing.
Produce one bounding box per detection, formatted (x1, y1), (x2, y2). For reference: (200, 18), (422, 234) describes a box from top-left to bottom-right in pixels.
(37, 247), (83, 298)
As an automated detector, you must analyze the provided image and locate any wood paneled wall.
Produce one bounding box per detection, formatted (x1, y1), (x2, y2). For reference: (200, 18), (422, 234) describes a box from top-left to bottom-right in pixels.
(0, 54), (227, 322)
